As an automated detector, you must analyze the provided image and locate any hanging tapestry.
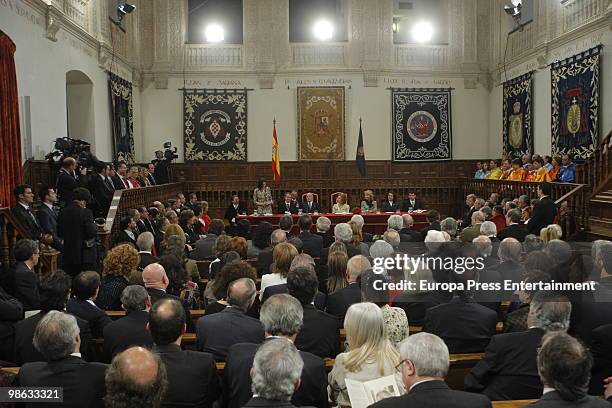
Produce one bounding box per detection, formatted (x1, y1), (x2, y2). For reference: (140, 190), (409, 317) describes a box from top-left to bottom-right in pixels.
(551, 45), (601, 161)
(297, 87), (345, 161)
(184, 89), (247, 161)
(109, 73), (135, 163)
(392, 88), (452, 161)
(503, 71), (533, 160)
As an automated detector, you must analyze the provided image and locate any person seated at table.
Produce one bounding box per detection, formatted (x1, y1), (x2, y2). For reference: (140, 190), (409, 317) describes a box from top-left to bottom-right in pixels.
(302, 193), (320, 213)
(486, 160), (503, 179)
(332, 193), (350, 214)
(225, 195), (246, 226)
(360, 190), (377, 213)
(547, 156), (561, 181)
(253, 178), (273, 215)
(555, 154), (576, 183)
(381, 192), (399, 212)
(507, 158), (527, 181)
(530, 157), (551, 182)
(401, 191), (426, 211)
(277, 192), (299, 214)
(500, 159), (512, 179)
(290, 190), (301, 211)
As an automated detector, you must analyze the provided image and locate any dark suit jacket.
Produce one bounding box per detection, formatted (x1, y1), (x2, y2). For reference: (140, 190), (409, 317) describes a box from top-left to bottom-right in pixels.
(57, 203), (98, 267)
(569, 285), (612, 345)
(401, 199), (426, 212)
(66, 298), (111, 338)
(12, 203), (42, 240)
(381, 201), (400, 212)
(590, 323), (612, 395)
(325, 283), (361, 326)
(224, 341), (328, 408)
(369, 380), (491, 408)
(493, 260), (525, 284)
(321, 244), (361, 265)
(301, 201), (320, 214)
(196, 307), (264, 361)
(37, 204), (62, 248)
(314, 232), (334, 249)
(260, 284), (327, 312)
(464, 328), (544, 400)
(56, 170), (85, 205)
(242, 397), (312, 408)
(153, 343), (221, 408)
(147, 173), (157, 186)
(462, 206), (476, 227)
(191, 234), (219, 260)
(420, 221), (441, 241)
(257, 248), (274, 276)
(111, 174), (126, 190)
(0, 287), (23, 361)
(277, 201), (299, 214)
(14, 311), (94, 365)
(225, 203), (247, 223)
(497, 223), (528, 242)
(137, 218), (157, 235)
(295, 304), (340, 359)
(399, 228), (422, 242)
(529, 391), (611, 407)
(527, 196), (557, 234)
(392, 290), (444, 326)
(102, 310), (153, 361)
(2, 262), (39, 311)
(138, 252), (160, 271)
(88, 174), (114, 218)
(114, 229), (137, 246)
(298, 231), (323, 259)
(423, 297), (498, 353)
(15, 355), (107, 408)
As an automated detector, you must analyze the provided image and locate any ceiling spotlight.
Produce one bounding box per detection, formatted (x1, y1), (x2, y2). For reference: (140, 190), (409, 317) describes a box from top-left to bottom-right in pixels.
(205, 23), (225, 43)
(504, 0), (522, 23)
(313, 19), (334, 41)
(411, 21), (434, 43)
(113, 0), (135, 25)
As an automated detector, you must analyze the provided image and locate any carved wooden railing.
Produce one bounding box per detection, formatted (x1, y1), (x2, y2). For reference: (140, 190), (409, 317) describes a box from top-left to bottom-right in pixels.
(0, 208), (59, 274)
(577, 130), (612, 197)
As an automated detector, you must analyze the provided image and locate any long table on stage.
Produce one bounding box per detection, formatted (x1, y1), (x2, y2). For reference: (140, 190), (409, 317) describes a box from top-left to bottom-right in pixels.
(236, 211), (429, 235)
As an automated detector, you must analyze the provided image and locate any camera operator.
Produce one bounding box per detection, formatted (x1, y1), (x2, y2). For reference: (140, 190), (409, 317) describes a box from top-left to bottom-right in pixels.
(56, 157), (88, 207)
(151, 142), (177, 185)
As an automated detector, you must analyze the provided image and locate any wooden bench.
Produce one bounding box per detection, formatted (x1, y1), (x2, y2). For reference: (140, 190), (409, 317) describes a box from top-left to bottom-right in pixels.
(492, 400), (537, 407)
(409, 322), (504, 334)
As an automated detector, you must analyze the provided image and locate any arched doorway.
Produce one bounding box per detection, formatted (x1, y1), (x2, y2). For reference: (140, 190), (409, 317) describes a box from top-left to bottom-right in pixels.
(65, 70), (95, 146)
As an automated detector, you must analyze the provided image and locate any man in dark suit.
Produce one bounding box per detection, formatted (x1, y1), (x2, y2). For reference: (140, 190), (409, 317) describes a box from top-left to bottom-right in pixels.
(136, 231), (159, 270)
(464, 291), (572, 400)
(113, 215), (138, 246)
(297, 215), (323, 259)
(527, 183), (557, 234)
(66, 271), (111, 338)
(381, 192), (400, 212)
(142, 263), (181, 305)
(224, 294), (328, 408)
(196, 278), (264, 361)
(14, 270), (94, 364)
(326, 255), (370, 325)
(2, 239), (40, 311)
(146, 163), (157, 185)
(369, 333), (492, 408)
(111, 161), (132, 190)
(314, 217), (334, 248)
(55, 157), (88, 206)
(225, 195), (247, 225)
(37, 186), (63, 249)
(497, 209), (528, 241)
(12, 184), (42, 240)
(0, 286), (23, 362)
(191, 219), (226, 260)
(136, 206), (157, 235)
(401, 191), (426, 212)
(320, 223), (362, 264)
(460, 194), (477, 227)
(257, 229), (287, 276)
(88, 162), (114, 218)
(419, 210), (442, 241)
(301, 193), (320, 214)
(14, 311), (107, 408)
(590, 323), (612, 395)
(277, 192), (299, 214)
(494, 237), (525, 284)
(102, 285), (153, 362)
(148, 298), (220, 408)
(399, 214), (422, 242)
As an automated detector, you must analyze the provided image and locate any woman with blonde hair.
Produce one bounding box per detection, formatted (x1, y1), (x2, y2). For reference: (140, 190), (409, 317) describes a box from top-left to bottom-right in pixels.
(95, 244), (140, 310)
(540, 224), (563, 244)
(329, 302), (402, 406)
(332, 193), (350, 214)
(348, 221), (369, 255)
(259, 242), (298, 299)
(360, 190), (377, 213)
(327, 251), (348, 294)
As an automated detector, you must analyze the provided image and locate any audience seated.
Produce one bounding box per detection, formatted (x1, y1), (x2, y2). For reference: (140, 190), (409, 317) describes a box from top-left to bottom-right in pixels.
(142, 263), (180, 305)
(326, 244), (349, 295)
(460, 211), (486, 242)
(260, 242), (298, 300)
(297, 215), (323, 258)
(504, 269), (551, 333)
(248, 221), (273, 258)
(206, 260), (259, 317)
(322, 223), (362, 264)
(315, 216), (334, 248)
(12, 184), (42, 240)
(191, 219), (226, 260)
(369, 333), (492, 408)
(96, 244), (140, 311)
(1, 239), (40, 311)
(590, 323), (612, 396)
(257, 229), (287, 276)
(0, 286), (22, 361)
(136, 232), (159, 271)
(102, 285), (153, 361)
(351, 214), (373, 242)
(66, 271), (111, 338)
(400, 214), (422, 242)
(420, 210), (441, 241)
(392, 265), (443, 326)
(326, 255), (371, 325)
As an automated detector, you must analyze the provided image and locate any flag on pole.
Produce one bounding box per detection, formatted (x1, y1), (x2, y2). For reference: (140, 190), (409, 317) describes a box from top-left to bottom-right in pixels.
(272, 120), (281, 182)
(356, 118), (366, 176)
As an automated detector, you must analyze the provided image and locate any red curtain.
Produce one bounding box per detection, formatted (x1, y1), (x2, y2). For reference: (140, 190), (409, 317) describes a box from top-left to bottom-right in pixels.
(0, 30), (23, 208)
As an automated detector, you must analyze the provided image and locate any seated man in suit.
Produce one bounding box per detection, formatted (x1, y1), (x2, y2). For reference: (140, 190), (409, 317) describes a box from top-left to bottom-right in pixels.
(277, 192), (299, 214)
(279, 215), (295, 236)
(321, 223), (363, 264)
(315, 216), (334, 248)
(113, 215), (137, 246)
(14, 311), (107, 408)
(381, 191), (400, 212)
(400, 214), (422, 242)
(0, 286), (22, 362)
(102, 285), (153, 361)
(12, 184), (42, 240)
(494, 237), (525, 285)
(440, 217), (459, 241)
(301, 193), (320, 214)
(224, 294), (328, 408)
(66, 271), (111, 338)
(224, 195), (247, 226)
(14, 270), (94, 364)
(257, 229), (287, 276)
(104, 346), (167, 408)
(401, 191), (426, 212)
(297, 215), (323, 258)
(142, 262), (179, 305)
(2, 238), (40, 311)
(420, 210), (442, 241)
(326, 255), (371, 325)
(136, 232), (159, 271)
(590, 323), (612, 395)
(531, 332), (610, 407)
(191, 218), (226, 260)
(369, 333), (492, 408)
(37, 185), (63, 249)
(196, 278), (264, 361)
(465, 291), (572, 400)
(497, 209), (528, 241)
(148, 299), (220, 408)
(459, 211), (486, 242)
(241, 338), (308, 408)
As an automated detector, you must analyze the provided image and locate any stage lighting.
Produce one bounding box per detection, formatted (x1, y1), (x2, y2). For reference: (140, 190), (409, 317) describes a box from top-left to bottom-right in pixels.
(313, 19), (334, 41)
(205, 23), (225, 43)
(411, 21), (433, 43)
(504, 0), (522, 21)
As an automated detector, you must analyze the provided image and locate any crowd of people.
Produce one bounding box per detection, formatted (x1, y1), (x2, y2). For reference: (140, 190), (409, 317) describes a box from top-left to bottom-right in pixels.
(473, 153), (577, 183)
(2, 177), (612, 408)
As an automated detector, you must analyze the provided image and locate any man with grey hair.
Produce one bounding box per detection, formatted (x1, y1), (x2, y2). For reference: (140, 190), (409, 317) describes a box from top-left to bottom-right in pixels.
(498, 208), (528, 242)
(257, 229), (288, 275)
(465, 291), (572, 400)
(197, 278), (264, 361)
(15, 311), (108, 407)
(136, 231), (159, 270)
(460, 211), (486, 242)
(225, 294), (327, 408)
(374, 238), (395, 258)
(315, 216), (333, 248)
(480, 221), (497, 239)
(494, 237), (525, 284)
(544, 239), (572, 270)
(322, 222), (361, 262)
(440, 217), (458, 240)
(387, 214), (403, 232)
(103, 285), (153, 361)
(326, 255), (371, 324)
(400, 214), (421, 242)
(383, 229), (401, 250)
(424, 230), (446, 253)
(370, 333), (491, 408)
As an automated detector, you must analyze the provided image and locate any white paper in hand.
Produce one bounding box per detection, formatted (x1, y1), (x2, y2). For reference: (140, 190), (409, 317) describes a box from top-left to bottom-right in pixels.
(345, 375), (401, 408)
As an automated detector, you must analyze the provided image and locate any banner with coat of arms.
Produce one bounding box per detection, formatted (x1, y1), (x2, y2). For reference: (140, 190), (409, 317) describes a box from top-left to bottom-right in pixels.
(109, 73), (135, 164)
(503, 72), (533, 160)
(297, 87), (345, 161)
(184, 89), (247, 161)
(551, 45), (601, 161)
(392, 88), (452, 161)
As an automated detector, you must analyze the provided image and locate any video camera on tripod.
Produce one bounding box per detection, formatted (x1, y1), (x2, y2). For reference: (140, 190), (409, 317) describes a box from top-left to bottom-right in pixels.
(45, 137), (99, 168)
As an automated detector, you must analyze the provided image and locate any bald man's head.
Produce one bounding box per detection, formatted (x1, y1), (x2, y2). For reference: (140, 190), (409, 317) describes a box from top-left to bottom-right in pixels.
(227, 278), (257, 312)
(148, 299), (186, 346)
(142, 263), (168, 290)
(499, 237), (522, 261)
(105, 347), (167, 407)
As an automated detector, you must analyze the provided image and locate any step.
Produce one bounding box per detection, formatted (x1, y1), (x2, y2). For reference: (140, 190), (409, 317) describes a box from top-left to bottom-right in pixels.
(591, 198), (612, 205)
(588, 217), (612, 239)
(599, 191), (612, 197)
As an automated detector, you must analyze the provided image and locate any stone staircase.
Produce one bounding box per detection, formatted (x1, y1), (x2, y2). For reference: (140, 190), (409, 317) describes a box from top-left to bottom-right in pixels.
(588, 189), (612, 240)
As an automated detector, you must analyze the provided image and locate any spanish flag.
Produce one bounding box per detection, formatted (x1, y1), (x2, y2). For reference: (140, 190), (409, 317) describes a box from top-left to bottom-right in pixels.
(272, 120), (281, 182)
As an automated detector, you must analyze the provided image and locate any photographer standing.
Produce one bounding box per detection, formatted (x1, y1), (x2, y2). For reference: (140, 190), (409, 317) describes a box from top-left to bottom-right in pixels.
(56, 157), (88, 207)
